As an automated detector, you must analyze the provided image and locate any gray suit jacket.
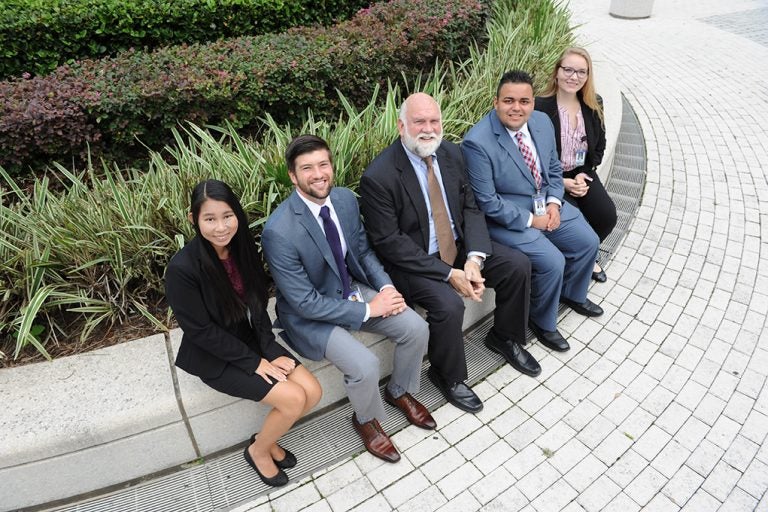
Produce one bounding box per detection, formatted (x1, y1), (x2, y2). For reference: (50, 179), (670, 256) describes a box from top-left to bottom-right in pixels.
(461, 109), (579, 246)
(262, 187), (392, 360)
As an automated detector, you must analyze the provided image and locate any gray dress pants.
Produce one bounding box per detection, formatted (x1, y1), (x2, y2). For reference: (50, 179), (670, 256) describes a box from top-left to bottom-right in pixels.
(324, 282), (429, 422)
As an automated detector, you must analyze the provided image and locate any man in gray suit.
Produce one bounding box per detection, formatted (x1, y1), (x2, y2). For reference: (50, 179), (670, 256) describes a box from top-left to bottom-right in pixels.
(462, 70), (603, 352)
(262, 135), (432, 463)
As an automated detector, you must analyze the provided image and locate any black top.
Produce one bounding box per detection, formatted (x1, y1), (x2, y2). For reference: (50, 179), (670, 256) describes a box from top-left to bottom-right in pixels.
(535, 95), (606, 178)
(165, 236), (288, 379)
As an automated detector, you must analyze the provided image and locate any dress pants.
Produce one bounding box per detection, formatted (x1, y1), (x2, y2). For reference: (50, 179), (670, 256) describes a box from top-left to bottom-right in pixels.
(563, 166), (617, 242)
(508, 204), (599, 332)
(324, 282), (429, 423)
(388, 243), (530, 384)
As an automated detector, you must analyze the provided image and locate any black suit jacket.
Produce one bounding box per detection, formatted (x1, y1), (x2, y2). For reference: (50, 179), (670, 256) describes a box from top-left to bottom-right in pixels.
(359, 139), (492, 280)
(535, 95), (606, 176)
(165, 236), (279, 379)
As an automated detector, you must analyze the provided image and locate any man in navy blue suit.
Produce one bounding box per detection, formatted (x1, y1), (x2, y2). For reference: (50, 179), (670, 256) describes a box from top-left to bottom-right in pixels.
(462, 70), (604, 351)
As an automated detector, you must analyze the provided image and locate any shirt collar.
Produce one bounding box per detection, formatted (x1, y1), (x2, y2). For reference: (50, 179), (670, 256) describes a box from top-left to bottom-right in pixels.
(505, 122), (531, 141)
(401, 141), (437, 170)
(295, 189), (333, 219)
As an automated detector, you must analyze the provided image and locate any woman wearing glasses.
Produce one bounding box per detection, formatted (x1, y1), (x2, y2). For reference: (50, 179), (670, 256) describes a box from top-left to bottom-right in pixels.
(536, 47), (617, 282)
(165, 179), (321, 487)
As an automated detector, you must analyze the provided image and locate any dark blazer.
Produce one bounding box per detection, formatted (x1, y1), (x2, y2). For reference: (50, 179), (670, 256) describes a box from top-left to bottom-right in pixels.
(359, 139), (492, 280)
(165, 236), (280, 379)
(262, 187), (392, 361)
(535, 95), (606, 175)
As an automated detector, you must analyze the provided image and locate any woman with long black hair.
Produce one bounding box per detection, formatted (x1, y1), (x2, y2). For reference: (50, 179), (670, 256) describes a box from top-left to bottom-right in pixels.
(165, 179), (321, 487)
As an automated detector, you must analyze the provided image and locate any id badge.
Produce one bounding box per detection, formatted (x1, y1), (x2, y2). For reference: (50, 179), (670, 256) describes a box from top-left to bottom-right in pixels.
(532, 193), (546, 216)
(575, 149), (587, 167)
(347, 286), (364, 302)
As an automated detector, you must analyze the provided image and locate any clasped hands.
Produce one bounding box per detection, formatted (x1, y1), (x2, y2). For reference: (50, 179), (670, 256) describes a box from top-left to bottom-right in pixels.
(531, 203), (561, 232)
(369, 286), (408, 319)
(565, 173), (592, 198)
(448, 259), (485, 302)
(256, 355), (296, 384)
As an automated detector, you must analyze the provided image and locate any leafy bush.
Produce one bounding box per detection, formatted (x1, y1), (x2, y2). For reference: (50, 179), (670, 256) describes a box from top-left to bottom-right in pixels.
(0, 0), (576, 363)
(0, 0), (370, 79)
(0, 0), (489, 177)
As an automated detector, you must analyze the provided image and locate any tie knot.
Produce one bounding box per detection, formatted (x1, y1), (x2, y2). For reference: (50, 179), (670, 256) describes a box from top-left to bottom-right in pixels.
(515, 131), (524, 143)
(422, 155), (433, 168)
(319, 205), (331, 220)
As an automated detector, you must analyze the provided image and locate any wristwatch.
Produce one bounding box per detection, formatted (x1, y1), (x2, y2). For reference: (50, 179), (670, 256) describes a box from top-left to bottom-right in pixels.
(468, 255), (485, 270)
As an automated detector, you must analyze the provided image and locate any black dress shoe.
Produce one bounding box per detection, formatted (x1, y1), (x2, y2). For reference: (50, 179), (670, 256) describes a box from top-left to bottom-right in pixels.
(243, 446), (289, 487)
(427, 367), (483, 413)
(485, 330), (541, 377)
(528, 321), (570, 352)
(560, 297), (604, 317)
(248, 434), (297, 469)
(592, 269), (607, 283)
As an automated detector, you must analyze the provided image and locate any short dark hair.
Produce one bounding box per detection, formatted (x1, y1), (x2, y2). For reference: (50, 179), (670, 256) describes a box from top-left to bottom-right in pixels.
(496, 70), (534, 97)
(285, 134), (332, 172)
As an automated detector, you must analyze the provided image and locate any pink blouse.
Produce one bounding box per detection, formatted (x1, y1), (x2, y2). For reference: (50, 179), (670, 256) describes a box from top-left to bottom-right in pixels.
(558, 104), (588, 173)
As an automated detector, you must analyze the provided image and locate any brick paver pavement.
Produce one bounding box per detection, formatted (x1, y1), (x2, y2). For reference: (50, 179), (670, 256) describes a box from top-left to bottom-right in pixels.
(232, 0), (768, 510)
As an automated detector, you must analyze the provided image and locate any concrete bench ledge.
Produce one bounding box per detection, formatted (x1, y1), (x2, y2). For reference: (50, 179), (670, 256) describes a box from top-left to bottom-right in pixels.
(0, 297), (496, 512)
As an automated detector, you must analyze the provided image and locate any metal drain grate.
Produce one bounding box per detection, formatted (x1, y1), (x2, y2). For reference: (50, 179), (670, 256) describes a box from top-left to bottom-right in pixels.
(45, 95), (646, 512)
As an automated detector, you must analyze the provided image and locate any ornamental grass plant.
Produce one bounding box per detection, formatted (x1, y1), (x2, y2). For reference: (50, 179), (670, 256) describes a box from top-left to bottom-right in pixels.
(0, 0), (575, 364)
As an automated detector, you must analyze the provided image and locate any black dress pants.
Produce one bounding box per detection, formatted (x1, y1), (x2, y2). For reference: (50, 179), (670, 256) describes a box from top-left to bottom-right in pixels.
(388, 242), (530, 384)
(563, 166), (617, 242)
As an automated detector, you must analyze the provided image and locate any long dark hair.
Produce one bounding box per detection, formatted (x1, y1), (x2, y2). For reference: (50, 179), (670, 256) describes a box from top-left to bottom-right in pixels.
(189, 179), (268, 326)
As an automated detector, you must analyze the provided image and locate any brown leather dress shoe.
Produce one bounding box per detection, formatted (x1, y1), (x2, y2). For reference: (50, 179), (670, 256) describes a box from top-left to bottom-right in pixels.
(384, 389), (437, 430)
(352, 413), (400, 463)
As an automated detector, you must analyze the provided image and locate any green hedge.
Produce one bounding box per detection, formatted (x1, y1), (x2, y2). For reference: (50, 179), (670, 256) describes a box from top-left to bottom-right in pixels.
(0, 0), (489, 177)
(0, 0), (370, 79)
(1, 0), (575, 363)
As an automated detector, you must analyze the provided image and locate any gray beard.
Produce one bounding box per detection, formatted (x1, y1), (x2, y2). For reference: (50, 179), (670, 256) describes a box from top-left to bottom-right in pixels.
(403, 133), (442, 158)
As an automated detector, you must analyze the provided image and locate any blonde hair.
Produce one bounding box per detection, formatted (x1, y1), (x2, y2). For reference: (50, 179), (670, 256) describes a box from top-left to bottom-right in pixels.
(543, 47), (603, 124)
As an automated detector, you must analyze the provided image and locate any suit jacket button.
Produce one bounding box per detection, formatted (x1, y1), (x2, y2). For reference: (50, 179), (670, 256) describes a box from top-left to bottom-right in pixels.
(336, 289), (342, 295)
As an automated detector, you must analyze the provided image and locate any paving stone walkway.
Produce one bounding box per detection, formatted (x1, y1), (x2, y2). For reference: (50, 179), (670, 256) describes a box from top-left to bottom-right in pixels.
(224, 1), (768, 510)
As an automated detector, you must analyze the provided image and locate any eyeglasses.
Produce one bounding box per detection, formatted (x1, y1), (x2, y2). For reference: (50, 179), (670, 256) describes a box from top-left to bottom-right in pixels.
(559, 66), (588, 79)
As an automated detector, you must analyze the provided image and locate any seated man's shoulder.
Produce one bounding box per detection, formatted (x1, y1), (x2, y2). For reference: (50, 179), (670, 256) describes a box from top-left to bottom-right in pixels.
(464, 112), (493, 140)
(439, 139), (461, 154)
(331, 186), (356, 201)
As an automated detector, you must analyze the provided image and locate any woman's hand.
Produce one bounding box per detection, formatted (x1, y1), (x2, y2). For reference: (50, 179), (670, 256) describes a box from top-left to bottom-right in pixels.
(270, 356), (296, 375)
(565, 174), (591, 198)
(255, 358), (288, 384)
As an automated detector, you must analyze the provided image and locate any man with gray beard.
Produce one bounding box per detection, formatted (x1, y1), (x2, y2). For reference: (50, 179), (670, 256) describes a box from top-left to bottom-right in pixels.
(359, 93), (535, 414)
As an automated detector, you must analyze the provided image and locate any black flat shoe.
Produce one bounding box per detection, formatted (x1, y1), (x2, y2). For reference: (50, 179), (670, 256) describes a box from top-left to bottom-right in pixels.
(528, 321), (570, 352)
(248, 434), (297, 469)
(485, 330), (541, 377)
(427, 367), (483, 413)
(243, 446), (289, 487)
(592, 269), (607, 283)
(560, 297), (604, 317)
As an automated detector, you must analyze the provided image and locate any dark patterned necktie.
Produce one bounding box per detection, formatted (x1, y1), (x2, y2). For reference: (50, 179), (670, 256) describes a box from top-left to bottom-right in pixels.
(319, 205), (352, 298)
(515, 131), (542, 191)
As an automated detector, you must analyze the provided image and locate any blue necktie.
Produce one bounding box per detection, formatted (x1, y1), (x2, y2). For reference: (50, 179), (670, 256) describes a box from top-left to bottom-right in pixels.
(319, 205), (352, 298)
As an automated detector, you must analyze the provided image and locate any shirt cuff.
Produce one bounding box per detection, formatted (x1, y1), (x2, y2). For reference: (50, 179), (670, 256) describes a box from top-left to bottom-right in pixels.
(526, 212), (533, 227)
(547, 197), (562, 207)
(467, 251), (487, 260)
(363, 303), (371, 322)
(380, 284), (395, 291)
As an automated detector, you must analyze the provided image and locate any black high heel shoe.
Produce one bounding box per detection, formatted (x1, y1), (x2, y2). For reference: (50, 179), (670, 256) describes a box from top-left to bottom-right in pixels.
(248, 434), (297, 469)
(243, 446), (289, 487)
